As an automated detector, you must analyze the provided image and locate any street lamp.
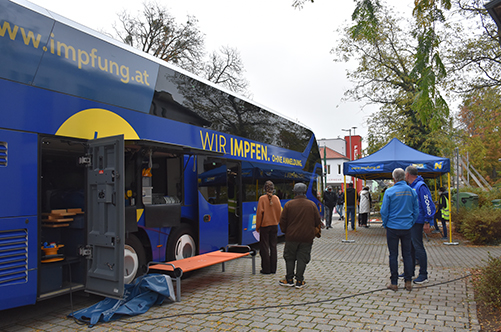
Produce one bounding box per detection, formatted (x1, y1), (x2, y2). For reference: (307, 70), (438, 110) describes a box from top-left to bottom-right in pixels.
(341, 128), (351, 160)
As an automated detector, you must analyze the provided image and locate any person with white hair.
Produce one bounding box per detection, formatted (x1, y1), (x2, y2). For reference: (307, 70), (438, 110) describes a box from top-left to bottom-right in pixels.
(278, 183), (321, 289)
(380, 168), (419, 292)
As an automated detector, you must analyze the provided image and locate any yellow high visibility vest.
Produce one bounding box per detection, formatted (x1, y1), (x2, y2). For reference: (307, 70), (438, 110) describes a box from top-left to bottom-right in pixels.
(441, 195), (450, 220)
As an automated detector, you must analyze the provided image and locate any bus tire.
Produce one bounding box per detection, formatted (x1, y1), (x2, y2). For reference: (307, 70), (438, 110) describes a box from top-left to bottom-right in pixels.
(124, 234), (146, 284)
(166, 224), (196, 262)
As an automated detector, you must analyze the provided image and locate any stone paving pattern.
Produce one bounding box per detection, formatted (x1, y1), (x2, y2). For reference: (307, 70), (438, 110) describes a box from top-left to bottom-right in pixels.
(1, 218), (501, 331)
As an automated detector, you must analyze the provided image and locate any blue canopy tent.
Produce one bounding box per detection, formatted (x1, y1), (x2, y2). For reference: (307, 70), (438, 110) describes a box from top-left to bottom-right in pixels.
(343, 138), (450, 180)
(341, 138), (456, 243)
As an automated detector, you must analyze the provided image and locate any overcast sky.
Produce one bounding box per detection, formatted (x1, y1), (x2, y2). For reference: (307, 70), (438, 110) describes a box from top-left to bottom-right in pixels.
(28, 0), (414, 144)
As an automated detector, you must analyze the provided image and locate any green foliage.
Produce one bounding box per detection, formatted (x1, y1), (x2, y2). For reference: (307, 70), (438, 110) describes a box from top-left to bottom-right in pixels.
(452, 206), (501, 245)
(457, 88), (501, 185)
(472, 254), (501, 309)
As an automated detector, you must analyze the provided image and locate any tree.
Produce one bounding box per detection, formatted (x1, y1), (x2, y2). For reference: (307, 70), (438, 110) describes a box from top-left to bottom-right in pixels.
(457, 87), (501, 183)
(201, 46), (249, 95)
(445, 0), (501, 93)
(114, 2), (205, 73)
(114, 2), (250, 95)
(333, 7), (450, 155)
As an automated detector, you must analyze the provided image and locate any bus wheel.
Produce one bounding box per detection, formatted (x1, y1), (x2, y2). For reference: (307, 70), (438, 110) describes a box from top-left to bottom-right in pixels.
(124, 234), (146, 284)
(166, 224), (196, 261)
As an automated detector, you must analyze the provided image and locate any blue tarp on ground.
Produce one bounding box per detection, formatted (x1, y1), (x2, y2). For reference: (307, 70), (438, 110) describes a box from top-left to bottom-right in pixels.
(68, 274), (175, 327)
(343, 138), (450, 180)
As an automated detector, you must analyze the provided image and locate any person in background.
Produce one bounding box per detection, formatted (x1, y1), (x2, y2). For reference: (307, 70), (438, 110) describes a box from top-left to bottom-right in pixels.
(381, 168), (419, 292)
(358, 186), (372, 228)
(345, 183), (356, 230)
(256, 180), (282, 275)
(434, 186), (449, 240)
(323, 186), (337, 229)
(405, 165), (436, 284)
(336, 188), (344, 221)
(279, 183), (321, 289)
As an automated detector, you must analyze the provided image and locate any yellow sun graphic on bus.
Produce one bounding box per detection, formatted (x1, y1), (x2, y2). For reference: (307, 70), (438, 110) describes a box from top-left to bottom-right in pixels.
(56, 108), (139, 140)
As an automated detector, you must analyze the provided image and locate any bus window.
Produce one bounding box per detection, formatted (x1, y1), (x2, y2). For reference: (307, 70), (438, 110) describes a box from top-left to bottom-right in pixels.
(198, 158), (228, 204)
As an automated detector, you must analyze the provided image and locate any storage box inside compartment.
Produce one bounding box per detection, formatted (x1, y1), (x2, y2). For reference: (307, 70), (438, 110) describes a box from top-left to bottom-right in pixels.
(40, 264), (62, 293)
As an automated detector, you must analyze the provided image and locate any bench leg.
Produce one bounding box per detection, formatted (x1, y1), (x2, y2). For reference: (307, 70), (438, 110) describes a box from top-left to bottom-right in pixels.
(176, 276), (181, 301)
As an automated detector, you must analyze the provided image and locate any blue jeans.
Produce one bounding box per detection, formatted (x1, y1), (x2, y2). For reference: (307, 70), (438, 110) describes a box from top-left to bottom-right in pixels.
(386, 228), (413, 284)
(346, 206), (355, 229)
(336, 204), (343, 218)
(411, 223), (428, 278)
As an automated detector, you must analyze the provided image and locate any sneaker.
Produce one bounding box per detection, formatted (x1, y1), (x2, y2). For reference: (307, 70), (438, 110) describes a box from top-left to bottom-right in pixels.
(398, 273), (405, 279)
(405, 280), (412, 291)
(279, 278), (294, 287)
(413, 275), (429, 284)
(431, 230), (441, 234)
(387, 284), (398, 291)
(295, 280), (306, 289)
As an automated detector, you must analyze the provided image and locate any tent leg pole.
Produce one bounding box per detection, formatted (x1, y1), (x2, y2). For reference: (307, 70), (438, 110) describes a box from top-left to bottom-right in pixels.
(445, 172), (458, 245)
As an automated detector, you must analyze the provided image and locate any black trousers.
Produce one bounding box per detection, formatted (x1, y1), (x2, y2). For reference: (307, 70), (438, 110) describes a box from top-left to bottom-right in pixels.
(259, 225), (278, 273)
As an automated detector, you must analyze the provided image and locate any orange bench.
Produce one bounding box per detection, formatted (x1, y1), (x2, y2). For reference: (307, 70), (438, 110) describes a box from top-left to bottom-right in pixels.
(147, 245), (256, 301)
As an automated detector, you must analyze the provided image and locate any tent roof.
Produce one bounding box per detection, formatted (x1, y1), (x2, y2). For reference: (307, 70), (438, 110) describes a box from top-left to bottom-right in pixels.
(343, 138), (450, 180)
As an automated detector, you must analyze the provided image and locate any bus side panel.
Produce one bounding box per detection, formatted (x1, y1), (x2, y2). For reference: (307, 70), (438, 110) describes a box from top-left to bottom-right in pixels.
(0, 129), (38, 310)
(0, 217), (38, 310)
(0, 129), (38, 218)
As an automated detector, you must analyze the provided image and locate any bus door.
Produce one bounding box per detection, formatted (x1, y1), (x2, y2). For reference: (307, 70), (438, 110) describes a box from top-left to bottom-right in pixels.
(197, 158), (242, 253)
(84, 135), (125, 299)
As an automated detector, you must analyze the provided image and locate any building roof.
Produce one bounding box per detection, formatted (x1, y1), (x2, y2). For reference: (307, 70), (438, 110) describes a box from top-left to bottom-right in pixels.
(319, 146), (348, 160)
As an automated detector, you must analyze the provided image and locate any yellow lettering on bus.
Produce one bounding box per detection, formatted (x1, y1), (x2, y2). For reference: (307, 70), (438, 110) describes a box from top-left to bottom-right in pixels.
(200, 131), (215, 151)
(57, 41), (76, 61)
(244, 141), (250, 158)
(219, 135), (227, 153)
(0, 21), (18, 40)
(234, 139), (243, 157)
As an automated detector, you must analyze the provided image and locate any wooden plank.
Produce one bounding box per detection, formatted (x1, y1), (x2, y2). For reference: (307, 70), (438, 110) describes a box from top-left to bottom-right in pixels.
(43, 218), (73, 222)
(42, 223), (70, 228)
(67, 208), (84, 214)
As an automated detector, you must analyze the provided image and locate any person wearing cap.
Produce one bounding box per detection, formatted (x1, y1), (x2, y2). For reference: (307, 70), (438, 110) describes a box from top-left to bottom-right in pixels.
(256, 180), (282, 274)
(323, 185), (337, 229)
(279, 182), (322, 289)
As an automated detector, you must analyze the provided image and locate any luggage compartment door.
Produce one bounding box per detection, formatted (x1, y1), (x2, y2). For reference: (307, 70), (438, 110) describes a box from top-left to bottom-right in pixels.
(85, 135), (125, 298)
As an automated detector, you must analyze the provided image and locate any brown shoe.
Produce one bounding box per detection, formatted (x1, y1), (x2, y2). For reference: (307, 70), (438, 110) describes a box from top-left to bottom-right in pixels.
(405, 280), (412, 291)
(387, 284), (398, 291)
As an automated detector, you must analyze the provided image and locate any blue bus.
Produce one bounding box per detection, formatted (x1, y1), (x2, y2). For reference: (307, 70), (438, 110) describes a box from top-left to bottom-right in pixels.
(0, 0), (323, 310)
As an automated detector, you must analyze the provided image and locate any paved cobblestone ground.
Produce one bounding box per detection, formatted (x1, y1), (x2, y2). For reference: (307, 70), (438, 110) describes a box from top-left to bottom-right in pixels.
(1, 219), (500, 331)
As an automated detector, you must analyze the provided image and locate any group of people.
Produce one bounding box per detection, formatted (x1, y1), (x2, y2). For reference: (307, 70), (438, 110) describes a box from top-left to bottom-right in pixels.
(323, 183), (372, 230)
(255, 164), (449, 292)
(255, 181), (321, 289)
(381, 165), (450, 291)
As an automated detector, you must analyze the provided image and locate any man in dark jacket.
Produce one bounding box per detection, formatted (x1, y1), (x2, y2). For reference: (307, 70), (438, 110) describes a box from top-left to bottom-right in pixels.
(345, 183), (356, 230)
(323, 186), (337, 229)
(279, 183), (321, 289)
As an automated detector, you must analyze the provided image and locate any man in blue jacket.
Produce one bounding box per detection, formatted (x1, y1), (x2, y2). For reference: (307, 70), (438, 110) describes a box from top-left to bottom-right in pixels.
(405, 165), (436, 284)
(381, 168), (419, 291)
